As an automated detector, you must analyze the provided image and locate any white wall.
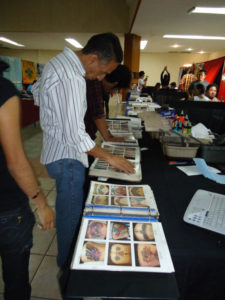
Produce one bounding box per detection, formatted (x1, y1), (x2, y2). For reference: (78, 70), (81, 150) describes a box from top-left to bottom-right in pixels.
(140, 50), (225, 86)
(1, 48), (225, 83)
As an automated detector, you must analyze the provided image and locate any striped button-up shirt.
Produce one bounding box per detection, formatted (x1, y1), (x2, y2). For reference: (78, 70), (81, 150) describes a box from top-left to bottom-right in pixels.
(32, 47), (95, 167)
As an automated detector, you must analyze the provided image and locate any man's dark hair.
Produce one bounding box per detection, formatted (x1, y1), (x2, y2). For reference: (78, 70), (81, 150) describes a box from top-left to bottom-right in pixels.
(82, 33), (122, 63)
(206, 83), (217, 92)
(170, 82), (176, 88)
(139, 71), (145, 77)
(196, 83), (205, 94)
(105, 65), (131, 89)
(0, 60), (9, 76)
(199, 69), (207, 75)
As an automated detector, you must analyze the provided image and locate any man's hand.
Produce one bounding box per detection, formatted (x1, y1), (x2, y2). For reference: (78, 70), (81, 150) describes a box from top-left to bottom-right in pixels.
(37, 203), (55, 231)
(106, 136), (125, 143)
(106, 154), (135, 175)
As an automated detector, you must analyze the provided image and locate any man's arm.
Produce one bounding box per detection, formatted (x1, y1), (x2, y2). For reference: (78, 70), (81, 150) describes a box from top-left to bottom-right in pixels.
(87, 144), (135, 175)
(94, 118), (125, 142)
(0, 96), (55, 230)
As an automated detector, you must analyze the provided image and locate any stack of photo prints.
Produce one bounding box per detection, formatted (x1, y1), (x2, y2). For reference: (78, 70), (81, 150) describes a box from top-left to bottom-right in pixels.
(89, 143), (142, 182)
(71, 181), (174, 273)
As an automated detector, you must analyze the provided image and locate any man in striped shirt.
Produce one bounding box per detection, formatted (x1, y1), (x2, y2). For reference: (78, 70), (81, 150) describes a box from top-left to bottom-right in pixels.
(32, 33), (134, 268)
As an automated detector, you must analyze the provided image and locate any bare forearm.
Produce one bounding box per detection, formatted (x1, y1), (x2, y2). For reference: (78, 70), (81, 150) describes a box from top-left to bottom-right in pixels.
(94, 118), (111, 141)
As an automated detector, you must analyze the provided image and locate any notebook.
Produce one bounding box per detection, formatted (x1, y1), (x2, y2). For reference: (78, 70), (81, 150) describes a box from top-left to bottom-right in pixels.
(71, 181), (174, 273)
(183, 189), (225, 235)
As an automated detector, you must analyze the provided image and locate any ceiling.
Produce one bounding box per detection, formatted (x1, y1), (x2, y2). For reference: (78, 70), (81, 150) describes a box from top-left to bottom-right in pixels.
(0, 0), (225, 54)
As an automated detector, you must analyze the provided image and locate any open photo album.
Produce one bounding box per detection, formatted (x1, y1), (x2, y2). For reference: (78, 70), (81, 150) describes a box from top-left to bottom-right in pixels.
(106, 119), (132, 134)
(89, 158), (142, 182)
(71, 181), (174, 273)
(101, 143), (141, 163)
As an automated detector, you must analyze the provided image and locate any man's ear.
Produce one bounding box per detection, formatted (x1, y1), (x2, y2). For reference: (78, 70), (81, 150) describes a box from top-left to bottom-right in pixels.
(87, 54), (98, 65)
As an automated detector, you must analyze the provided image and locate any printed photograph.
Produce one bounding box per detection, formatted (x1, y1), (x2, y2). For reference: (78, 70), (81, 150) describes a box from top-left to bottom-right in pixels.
(135, 244), (160, 267)
(92, 195), (108, 205)
(93, 184), (109, 195)
(111, 196), (129, 206)
(133, 223), (155, 241)
(128, 186), (145, 197)
(111, 186), (127, 196)
(110, 222), (130, 240)
(108, 243), (132, 266)
(85, 221), (107, 239)
(80, 241), (106, 263)
(130, 197), (148, 207)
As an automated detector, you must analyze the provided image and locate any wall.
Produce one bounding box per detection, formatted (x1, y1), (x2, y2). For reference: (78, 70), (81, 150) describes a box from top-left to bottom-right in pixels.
(1, 47), (225, 82)
(0, 0), (129, 33)
(140, 50), (225, 86)
(0, 49), (60, 64)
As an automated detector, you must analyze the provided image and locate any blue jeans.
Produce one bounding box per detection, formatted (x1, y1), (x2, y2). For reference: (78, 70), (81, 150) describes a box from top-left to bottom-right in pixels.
(46, 159), (85, 268)
(0, 203), (35, 300)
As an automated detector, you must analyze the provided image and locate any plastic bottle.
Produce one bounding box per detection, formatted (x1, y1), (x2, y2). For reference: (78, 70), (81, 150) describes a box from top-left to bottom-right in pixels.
(187, 121), (192, 134)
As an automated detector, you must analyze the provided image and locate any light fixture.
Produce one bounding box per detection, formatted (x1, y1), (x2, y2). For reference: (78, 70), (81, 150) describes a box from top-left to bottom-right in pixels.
(183, 64), (192, 67)
(140, 40), (148, 50)
(65, 38), (83, 48)
(171, 44), (180, 48)
(0, 37), (24, 47)
(164, 34), (225, 40)
(198, 50), (205, 54)
(188, 6), (225, 15)
(186, 48), (193, 51)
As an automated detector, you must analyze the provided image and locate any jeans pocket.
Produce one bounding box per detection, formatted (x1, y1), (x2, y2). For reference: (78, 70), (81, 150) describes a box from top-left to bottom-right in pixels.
(0, 211), (35, 254)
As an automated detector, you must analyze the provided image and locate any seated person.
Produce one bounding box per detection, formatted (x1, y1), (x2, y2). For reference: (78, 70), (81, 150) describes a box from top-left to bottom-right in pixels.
(179, 69), (197, 92)
(188, 69), (209, 96)
(192, 83), (210, 101)
(85, 65), (131, 142)
(205, 84), (220, 102)
(170, 82), (177, 89)
(160, 66), (170, 89)
(137, 71), (148, 92)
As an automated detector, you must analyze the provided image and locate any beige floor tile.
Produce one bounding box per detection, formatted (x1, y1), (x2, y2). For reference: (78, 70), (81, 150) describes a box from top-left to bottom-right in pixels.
(31, 225), (56, 255)
(47, 235), (58, 256)
(46, 189), (57, 206)
(38, 177), (56, 191)
(29, 254), (44, 281)
(31, 256), (62, 300)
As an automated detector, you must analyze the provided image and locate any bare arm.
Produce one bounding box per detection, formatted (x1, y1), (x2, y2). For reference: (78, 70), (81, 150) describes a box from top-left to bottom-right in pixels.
(0, 96), (55, 230)
(87, 145), (135, 175)
(94, 118), (125, 142)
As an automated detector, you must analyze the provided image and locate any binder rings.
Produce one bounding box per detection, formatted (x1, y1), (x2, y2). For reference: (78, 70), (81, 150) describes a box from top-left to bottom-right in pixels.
(71, 181), (174, 273)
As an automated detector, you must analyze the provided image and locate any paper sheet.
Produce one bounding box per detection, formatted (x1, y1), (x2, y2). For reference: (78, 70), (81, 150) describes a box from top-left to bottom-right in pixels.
(193, 158), (225, 184)
(177, 165), (221, 176)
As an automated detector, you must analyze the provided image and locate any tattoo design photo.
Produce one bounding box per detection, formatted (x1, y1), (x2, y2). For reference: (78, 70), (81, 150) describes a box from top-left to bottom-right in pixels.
(108, 243), (132, 266)
(111, 222), (130, 240)
(133, 223), (155, 241)
(135, 244), (160, 267)
(81, 241), (105, 263)
(86, 221), (107, 239)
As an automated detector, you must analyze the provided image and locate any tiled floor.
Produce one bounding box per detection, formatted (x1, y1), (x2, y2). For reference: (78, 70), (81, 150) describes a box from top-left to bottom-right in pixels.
(0, 96), (119, 300)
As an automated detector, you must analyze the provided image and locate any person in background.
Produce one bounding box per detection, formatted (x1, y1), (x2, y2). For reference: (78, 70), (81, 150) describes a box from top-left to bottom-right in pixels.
(205, 84), (220, 102)
(160, 66), (170, 89)
(192, 83), (210, 101)
(188, 69), (209, 96)
(179, 68), (197, 92)
(102, 65), (131, 119)
(137, 71), (148, 92)
(32, 33), (135, 268)
(170, 82), (177, 89)
(0, 60), (55, 300)
(85, 64), (131, 142)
